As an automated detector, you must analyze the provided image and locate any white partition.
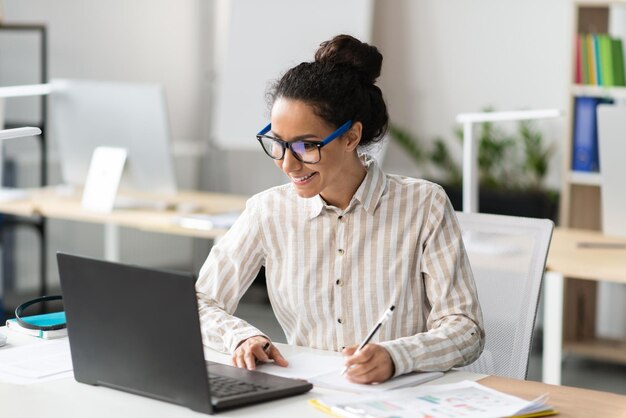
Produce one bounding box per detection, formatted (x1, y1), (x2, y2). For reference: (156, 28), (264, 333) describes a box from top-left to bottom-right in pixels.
(211, 0), (374, 150)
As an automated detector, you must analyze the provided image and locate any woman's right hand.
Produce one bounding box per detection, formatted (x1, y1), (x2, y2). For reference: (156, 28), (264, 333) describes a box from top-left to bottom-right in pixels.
(232, 336), (289, 370)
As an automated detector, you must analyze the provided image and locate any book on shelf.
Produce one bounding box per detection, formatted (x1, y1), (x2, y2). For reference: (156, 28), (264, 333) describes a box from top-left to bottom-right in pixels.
(590, 35), (604, 86)
(579, 33), (589, 84)
(587, 34), (597, 85)
(575, 33), (626, 87)
(575, 34), (583, 84)
(572, 96), (614, 172)
(612, 36), (624, 86)
(5, 312), (67, 339)
(598, 34), (612, 87)
(309, 380), (557, 418)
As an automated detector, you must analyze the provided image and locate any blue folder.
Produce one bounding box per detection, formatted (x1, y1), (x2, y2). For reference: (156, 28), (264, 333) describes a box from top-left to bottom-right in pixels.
(572, 96), (614, 172)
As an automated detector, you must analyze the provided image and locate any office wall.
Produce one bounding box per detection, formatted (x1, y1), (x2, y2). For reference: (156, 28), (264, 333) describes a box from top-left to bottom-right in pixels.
(3, 0), (208, 143)
(2, 0), (211, 292)
(373, 0), (570, 189)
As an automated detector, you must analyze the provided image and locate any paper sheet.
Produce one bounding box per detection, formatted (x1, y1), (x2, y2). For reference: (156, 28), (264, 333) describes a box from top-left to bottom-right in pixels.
(257, 352), (443, 393)
(0, 339), (73, 383)
(257, 352), (344, 379)
(312, 370), (443, 393)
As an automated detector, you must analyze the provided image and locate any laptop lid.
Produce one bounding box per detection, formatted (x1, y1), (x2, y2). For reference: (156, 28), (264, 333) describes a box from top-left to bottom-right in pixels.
(57, 252), (214, 413)
(597, 105), (626, 237)
(56, 252), (312, 414)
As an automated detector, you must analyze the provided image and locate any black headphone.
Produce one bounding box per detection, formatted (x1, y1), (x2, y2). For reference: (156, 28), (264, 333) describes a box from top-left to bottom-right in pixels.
(14, 295), (66, 331)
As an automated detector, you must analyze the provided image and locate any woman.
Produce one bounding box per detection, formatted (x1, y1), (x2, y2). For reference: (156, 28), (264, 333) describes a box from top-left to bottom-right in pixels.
(196, 34), (484, 384)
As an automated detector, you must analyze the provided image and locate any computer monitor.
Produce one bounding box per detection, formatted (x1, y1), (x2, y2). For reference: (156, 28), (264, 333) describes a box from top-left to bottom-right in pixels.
(50, 79), (177, 195)
(597, 104), (626, 237)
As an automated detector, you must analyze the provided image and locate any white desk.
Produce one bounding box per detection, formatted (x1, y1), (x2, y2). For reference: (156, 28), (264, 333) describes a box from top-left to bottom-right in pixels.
(2, 327), (626, 417)
(0, 329), (482, 417)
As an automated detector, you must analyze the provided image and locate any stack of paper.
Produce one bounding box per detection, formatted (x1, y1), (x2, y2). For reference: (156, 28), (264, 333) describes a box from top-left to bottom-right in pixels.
(0, 339), (73, 384)
(310, 380), (556, 418)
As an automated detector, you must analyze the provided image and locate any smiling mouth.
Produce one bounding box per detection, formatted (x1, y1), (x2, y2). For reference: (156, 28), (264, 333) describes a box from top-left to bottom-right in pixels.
(291, 172), (317, 184)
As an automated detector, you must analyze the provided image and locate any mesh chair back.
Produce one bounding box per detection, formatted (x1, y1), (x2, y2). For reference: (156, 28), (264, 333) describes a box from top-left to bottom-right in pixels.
(455, 212), (553, 379)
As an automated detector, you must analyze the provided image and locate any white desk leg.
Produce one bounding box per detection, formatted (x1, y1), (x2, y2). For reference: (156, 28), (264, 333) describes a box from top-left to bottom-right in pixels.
(104, 223), (120, 262)
(543, 271), (564, 385)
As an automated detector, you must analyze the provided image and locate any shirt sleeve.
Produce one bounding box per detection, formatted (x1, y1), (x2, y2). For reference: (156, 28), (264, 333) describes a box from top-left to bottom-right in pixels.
(379, 186), (485, 376)
(195, 197), (268, 354)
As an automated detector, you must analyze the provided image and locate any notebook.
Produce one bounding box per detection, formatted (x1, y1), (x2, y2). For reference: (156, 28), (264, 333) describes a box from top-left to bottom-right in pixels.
(56, 252), (312, 414)
(5, 312), (68, 339)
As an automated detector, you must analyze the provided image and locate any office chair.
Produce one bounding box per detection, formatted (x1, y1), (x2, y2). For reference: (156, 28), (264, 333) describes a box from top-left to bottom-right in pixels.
(455, 212), (554, 379)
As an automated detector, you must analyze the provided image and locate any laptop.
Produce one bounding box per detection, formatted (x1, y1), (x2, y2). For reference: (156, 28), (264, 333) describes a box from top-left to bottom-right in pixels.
(56, 252), (312, 414)
(597, 105), (626, 237)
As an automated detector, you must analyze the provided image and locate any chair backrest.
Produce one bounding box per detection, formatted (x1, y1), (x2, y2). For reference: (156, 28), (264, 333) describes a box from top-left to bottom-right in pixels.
(455, 212), (554, 379)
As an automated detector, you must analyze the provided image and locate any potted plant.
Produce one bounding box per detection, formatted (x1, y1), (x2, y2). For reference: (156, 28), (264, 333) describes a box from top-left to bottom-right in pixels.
(388, 113), (559, 221)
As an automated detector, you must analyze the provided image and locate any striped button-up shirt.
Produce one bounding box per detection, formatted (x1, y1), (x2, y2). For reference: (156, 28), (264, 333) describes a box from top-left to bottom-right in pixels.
(196, 157), (484, 376)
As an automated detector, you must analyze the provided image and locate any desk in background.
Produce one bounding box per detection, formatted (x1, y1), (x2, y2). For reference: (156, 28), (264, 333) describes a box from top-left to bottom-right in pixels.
(543, 227), (626, 385)
(0, 186), (248, 239)
(0, 186), (248, 298)
(1, 329), (625, 418)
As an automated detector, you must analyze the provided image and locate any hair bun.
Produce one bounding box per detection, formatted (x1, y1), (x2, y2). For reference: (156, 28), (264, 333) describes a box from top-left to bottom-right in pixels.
(314, 34), (382, 85)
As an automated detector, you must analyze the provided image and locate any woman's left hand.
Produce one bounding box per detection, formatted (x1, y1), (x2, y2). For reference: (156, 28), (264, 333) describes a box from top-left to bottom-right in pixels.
(341, 343), (395, 384)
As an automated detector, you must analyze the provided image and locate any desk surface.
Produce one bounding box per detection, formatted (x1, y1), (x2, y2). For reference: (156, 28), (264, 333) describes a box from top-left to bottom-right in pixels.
(0, 187), (249, 239)
(547, 227), (626, 284)
(1, 329), (625, 418)
(544, 227), (626, 372)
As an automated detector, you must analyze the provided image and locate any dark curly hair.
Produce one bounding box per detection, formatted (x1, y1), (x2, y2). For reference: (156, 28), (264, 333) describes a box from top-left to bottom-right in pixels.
(268, 34), (389, 149)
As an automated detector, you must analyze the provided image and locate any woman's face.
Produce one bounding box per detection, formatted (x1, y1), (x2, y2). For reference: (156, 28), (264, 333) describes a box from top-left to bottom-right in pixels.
(269, 98), (360, 201)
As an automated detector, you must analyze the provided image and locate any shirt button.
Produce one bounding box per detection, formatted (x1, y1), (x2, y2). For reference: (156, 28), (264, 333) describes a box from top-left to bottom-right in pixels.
(337, 318), (342, 324)
(341, 346), (346, 350)
(336, 279), (342, 286)
(338, 215), (343, 220)
(337, 249), (344, 255)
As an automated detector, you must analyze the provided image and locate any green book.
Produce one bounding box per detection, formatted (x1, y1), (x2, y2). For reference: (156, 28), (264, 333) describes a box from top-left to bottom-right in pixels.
(599, 35), (613, 86)
(612, 38), (626, 86)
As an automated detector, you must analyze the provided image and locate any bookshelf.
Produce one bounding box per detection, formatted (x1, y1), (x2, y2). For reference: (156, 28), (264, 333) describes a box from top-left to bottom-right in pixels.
(560, 0), (626, 364)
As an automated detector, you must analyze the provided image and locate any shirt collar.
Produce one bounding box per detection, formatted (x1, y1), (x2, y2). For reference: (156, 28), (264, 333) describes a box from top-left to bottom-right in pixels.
(306, 155), (387, 219)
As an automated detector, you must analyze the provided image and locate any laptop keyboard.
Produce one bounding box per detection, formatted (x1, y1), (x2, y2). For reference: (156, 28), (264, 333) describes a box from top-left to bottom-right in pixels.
(209, 374), (270, 399)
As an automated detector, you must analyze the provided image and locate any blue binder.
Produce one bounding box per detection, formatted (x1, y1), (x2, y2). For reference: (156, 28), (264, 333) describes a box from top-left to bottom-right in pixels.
(572, 96), (614, 172)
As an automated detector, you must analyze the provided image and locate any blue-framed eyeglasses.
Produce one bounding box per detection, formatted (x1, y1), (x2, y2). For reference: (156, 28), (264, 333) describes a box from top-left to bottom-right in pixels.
(256, 120), (352, 164)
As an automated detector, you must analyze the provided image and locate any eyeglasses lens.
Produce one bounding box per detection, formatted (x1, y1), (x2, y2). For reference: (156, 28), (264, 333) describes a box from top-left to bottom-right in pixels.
(259, 136), (284, 159)
(259, 137), (321, 163)
(290, 141), (320, 164)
